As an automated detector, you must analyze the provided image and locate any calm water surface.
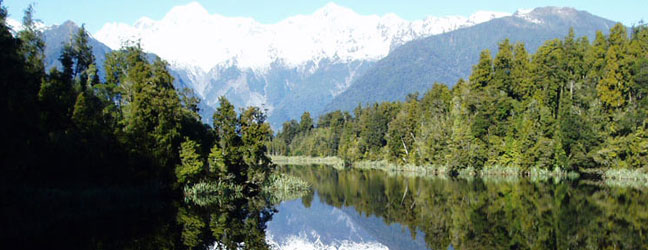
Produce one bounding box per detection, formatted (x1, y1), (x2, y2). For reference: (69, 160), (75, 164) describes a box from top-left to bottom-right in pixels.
(270, 165), (648, 249)
(8, 165), (648, 249)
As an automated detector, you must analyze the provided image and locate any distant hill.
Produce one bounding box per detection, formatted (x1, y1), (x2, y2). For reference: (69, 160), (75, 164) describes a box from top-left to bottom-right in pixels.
(325, 7), (618, 113)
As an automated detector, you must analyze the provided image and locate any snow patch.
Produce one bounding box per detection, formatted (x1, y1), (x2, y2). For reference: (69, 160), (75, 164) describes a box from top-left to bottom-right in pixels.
(468, 11), (511, 24)
(514, 9), (544, 24)
(6, 17), (47, 33)
(94, 1), (511, 74)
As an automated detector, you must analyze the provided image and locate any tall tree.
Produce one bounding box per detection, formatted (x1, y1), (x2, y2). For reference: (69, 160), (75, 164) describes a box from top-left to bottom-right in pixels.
(597, 45), (627, 109)
(511, 42), (531, 99)
(493, 39), (514, 94)
(299, 112), (313, 133)
(470, 50), (493, 90)
(176, 138), (204, 185)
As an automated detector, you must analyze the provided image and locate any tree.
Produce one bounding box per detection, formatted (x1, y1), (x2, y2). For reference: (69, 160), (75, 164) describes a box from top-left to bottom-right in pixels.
(71, 91), (101, 133)
(176, 138), (204, 185)
(208, 144), (227, 179)
(470, 50), (493, 90)
(597, 45), (627, 109)
(212, 96), (245, 182)
(586, 31), (608, 82)
(386, 94), (420, 163)
(493, 39), (514, 94)
(17, 4), (44, 81)
(71, 25), (95, 87)
(240, 106), (274, 188)
(511, 42), (531, 99)
(532, 39), (567, 117)
(299, 111), (313, 133)
(418, 83), (451, 164)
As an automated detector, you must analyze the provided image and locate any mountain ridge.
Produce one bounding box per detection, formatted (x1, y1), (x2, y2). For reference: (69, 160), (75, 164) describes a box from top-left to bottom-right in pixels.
(92, 2), (511, 127)
(325, 6), (619, 113)
(12, 4), (623, 129)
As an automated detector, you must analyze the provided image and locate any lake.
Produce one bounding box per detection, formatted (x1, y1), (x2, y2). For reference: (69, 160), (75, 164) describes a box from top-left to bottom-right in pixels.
(7, 164), (648, 249)
(269, 165), (648, 249)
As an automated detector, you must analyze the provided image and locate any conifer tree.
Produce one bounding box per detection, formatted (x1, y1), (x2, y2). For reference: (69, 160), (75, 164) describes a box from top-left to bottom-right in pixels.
(598, 45), (627, 109)
(511, 42), (531, 99)
(470, 50), (493, 90)
(493, 39), (514, 94)
(176, 138), (204, 185)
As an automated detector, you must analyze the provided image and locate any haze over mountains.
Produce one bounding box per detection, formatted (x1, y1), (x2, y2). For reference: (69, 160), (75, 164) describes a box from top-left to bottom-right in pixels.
(8, 2), (620, 128)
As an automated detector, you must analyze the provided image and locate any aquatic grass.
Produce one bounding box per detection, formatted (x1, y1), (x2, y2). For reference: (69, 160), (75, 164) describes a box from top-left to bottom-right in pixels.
(602, 168), (648, 187)
(264, 173), (311, 204)
(273, 156), (644, 188)
(265, 173), (311, 193)
(480, 174), (520, 184)
(183, 181), (243, 207)
(480, 165), (520, 177)
(352, 160), (448, 175)
(456, 166), (477, 178)
(270, 155), (345, 169)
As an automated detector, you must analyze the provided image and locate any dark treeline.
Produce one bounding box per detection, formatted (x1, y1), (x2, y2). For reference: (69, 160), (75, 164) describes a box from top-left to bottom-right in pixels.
(2, 4), (276, 248)
(1, 4), (272, 195)
(270, 24), (648, 173)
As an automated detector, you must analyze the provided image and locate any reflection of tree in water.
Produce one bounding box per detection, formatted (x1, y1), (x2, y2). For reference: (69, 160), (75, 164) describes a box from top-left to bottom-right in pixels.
(280, 165), (648, 249)
(177, 194), (276, 250)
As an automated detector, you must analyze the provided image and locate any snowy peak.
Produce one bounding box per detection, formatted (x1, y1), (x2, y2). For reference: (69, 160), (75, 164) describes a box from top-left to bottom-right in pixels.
(468, 11), (510, 24)
(525, 6), (579, 17)
(513, 6), (587, 24)
(315, 2), (357, 19)
(6, 17), (47, 33)
(94, 1), (511, 73)
(165, 1), (210, 19)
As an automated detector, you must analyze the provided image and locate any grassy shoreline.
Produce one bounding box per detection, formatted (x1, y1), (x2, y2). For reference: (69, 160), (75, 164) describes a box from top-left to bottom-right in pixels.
(270, 155), (345, 169)
(270, 156), (648, 187)
(271, 156), (571, 178)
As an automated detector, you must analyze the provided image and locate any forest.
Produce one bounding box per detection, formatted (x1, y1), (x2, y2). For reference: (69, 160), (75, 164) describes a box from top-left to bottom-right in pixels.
(269, 24), (648, 176)
(0, 4), (275, 199)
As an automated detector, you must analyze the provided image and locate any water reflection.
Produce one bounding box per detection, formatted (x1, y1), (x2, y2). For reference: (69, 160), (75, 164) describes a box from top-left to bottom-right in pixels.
(267, 193), (426, 249)
(8, 166), (648, 249)
(278, 165), (648, 249)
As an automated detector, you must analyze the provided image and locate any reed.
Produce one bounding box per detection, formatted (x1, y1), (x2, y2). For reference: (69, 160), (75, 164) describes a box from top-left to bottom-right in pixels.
(183, 181), (243, 206)
(602, 168), (648, 186)
(270, 155), (345, 169)
(264, 173), (311, 204)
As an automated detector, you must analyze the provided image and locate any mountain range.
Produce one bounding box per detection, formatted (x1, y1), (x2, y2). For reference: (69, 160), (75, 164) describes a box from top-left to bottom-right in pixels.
(92, 2), (509, 127)
(326, 7), (617, 112)
(8, 3), (620, 128)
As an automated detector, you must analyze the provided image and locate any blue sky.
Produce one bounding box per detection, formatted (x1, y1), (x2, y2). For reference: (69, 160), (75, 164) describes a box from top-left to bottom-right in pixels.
(4, 0), (646, 33)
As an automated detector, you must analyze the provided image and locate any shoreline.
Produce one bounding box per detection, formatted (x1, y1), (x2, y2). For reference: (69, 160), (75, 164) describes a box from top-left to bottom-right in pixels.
(271, 155), (648, 187)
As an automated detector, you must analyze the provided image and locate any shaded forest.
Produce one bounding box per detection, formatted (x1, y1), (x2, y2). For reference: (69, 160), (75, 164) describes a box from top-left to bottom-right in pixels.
(1, 4), (273, 201)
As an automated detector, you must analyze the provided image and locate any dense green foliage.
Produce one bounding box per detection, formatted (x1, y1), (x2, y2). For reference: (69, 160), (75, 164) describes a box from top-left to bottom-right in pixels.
(2, 4), (277, 248)
(1, 3), (273, 195)
(272, 25), (648, 174)
(326, 7), (618, 113)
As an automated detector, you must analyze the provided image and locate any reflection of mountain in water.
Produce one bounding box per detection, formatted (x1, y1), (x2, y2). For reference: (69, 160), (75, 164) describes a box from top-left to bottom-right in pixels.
(266, 193), (427, 249)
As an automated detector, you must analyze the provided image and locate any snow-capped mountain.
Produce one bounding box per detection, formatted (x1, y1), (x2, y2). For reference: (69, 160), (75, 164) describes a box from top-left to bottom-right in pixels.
(95, 2), (508, 72)
(94, 2), (509, 127)
(326, 7), (618, 113)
